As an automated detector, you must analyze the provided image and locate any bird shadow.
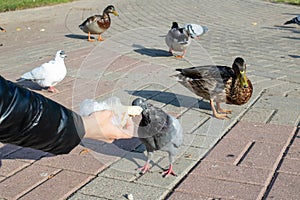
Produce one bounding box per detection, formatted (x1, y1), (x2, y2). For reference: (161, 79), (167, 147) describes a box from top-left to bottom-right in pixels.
(81, 137), (171, 175)
(282, 12), (300, 16)
(133, 48), (172, 57)
(282, 36), (300, 40)
(126, 89), (211, 110)
(81, 138), (166, 172)
(15, 80), (44, 91)
(289, 55), (300, 59)
(65, 34), (90, 40)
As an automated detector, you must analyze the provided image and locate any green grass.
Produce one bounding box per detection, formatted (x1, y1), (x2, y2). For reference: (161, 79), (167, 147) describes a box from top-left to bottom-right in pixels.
(0, 0), (74, 12)
(269, 0), (300, 5)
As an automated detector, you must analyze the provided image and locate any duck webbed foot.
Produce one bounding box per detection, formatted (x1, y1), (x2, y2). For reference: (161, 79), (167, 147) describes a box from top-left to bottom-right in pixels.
(210, 100), (230, 119)
(97, 34), (104, 41)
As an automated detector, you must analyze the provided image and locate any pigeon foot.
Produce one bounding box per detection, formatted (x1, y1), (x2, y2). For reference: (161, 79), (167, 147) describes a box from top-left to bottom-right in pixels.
(162, 164), (177, 177)
(138, 163), (151, 174)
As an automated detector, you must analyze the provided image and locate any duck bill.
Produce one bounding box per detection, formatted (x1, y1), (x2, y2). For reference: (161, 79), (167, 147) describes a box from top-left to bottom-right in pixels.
(239, 71), (249, 88)
(113, 11), (119, 16)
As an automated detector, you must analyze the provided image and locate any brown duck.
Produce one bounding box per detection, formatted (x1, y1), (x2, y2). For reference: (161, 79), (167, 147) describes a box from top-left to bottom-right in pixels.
(173, 57), (253, 119)
(79, 5), (119, 42)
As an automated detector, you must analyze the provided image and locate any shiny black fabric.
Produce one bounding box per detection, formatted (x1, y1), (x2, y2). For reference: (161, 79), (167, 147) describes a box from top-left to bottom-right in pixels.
(0, 75), (85, 155)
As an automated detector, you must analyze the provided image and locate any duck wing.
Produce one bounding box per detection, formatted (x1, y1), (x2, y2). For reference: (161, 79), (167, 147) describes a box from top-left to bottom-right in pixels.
(175, 65), (235, 100)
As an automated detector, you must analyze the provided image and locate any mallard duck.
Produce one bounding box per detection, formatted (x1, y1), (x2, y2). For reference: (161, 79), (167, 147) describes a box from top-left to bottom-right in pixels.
(165, 22), (191, 58)
(0, 26), (5, 32)
(173, 57), (253, 119)
(79, 5), (119, 42)
(284, 15), (300, 26)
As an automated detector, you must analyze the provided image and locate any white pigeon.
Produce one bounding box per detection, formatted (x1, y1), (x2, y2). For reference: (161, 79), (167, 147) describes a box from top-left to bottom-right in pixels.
(165, 22), (191, 58)
(183, 23), (208, 39)
(19, 50), (67, 93)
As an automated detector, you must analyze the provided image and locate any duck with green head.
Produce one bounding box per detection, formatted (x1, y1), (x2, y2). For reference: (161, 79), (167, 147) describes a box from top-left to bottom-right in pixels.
(79, 5), (119, 42)
(173, 57), (253, 119)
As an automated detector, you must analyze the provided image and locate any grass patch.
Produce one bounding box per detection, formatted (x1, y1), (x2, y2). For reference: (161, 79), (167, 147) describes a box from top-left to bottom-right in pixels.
(0, 0), (74, 12)
(269, 0), (300, 5)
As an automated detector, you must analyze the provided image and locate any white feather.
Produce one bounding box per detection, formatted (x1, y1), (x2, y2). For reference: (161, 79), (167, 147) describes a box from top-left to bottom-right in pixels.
(20, 50), (67, 88)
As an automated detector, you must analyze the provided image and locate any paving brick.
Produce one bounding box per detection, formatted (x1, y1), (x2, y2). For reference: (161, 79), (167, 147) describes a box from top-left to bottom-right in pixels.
(204, 137), (250, 164)
(286, 137), (300, 160)
(99, 150), (155, 181)
(4, 147), (47, 163)
(177, 145), (208, 161)
(241, 107), (275, 123)
(136, 158), (196, 189)
(175, 175), (262, 200)
(18, 170), (93, 200)
(68, 193), (108, 200)
(239, 141), (283, 169)
(183, 134), (219, 149)
(178, 109), (208, 134)
(103, 55), (140, 73)
(0, 164), (61, 199)
(224, 121), (295, 145)
(0, 159), (30, 177)
(0, 176), (5, 182)
(35, 153), (106, 175)
(279, 158), (300, 175)
(191, 160), (270, 185)
(266, 172), (300, 199)
(79, 176), (167, 200)
(168, 191), (220, 200)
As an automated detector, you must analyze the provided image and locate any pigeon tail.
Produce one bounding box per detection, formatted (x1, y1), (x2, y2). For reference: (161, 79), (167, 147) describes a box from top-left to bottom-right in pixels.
(284, 20), (294, 25)
(284, 16), (300, 25)
(20, 72), (34, 80)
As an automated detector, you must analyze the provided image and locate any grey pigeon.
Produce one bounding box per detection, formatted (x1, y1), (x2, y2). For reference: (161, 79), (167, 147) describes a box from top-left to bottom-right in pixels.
(165, 22), (191, 58)
(132, 98), (183, 177)
(18, 50), (67, 93)
(284, 15), (300, 25)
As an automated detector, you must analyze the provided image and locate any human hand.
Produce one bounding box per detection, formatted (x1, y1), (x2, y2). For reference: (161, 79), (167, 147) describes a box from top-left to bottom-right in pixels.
(82, 110), (136, 143)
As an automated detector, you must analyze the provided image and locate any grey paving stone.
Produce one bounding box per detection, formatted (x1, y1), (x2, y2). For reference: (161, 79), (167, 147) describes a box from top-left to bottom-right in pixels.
(135, 158), (196, 189)
(68, 193), (109, 200)
(79, 176), (168, 200)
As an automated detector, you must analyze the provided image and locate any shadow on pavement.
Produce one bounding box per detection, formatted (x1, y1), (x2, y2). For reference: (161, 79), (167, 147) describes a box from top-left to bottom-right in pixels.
(65, 34), (90, 40)
(134, 48), (172, 57)
(126, 89), (211, 110)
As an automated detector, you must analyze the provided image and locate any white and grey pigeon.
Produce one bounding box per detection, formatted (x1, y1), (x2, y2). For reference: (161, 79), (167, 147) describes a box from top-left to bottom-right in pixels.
(165, 22), (191, 58)
(183, 23), (208, 39)
(19, 50), (67, 93)
(284, 15), (300, 25)
(132, 98), (183, 177)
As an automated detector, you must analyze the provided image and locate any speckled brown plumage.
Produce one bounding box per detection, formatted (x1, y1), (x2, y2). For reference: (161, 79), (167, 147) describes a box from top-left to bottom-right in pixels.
(173, 57), (253, 119)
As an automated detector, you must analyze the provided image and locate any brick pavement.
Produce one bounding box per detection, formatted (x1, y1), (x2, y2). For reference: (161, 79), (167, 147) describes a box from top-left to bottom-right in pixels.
(0, 0), (299, 199)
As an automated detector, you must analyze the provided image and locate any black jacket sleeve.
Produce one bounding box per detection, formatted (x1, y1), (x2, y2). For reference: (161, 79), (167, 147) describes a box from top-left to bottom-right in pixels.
(0, 75), (85, 155)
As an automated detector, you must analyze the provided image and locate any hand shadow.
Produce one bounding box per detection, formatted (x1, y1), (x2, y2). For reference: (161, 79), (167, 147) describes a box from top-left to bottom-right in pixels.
(126, 89), (211, 110)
